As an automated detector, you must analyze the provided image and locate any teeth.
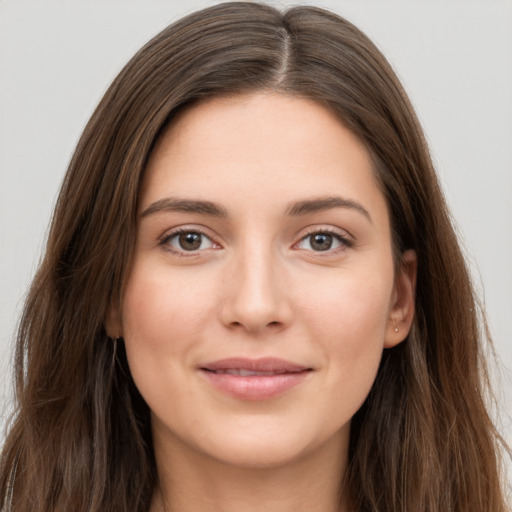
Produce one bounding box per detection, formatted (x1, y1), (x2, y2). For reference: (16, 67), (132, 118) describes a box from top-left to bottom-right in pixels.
(217, 369), (283, 376)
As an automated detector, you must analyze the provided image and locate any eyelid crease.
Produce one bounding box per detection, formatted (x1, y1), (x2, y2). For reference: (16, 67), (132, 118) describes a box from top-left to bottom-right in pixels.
(156, 224), (355, 258)
(299, 225), (354, 243)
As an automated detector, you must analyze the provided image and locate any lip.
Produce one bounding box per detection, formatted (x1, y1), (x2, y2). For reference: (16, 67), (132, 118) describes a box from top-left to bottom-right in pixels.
(199, 357), (313, 400)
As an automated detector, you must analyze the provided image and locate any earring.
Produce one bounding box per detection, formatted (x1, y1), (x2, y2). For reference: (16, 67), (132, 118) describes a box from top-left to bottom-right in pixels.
(392, 318), (399, 333)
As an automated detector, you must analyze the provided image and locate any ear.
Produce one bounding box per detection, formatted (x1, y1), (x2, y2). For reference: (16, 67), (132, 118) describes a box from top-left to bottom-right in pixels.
(384, 249), (417, 348)
(105, 300), (123, 339)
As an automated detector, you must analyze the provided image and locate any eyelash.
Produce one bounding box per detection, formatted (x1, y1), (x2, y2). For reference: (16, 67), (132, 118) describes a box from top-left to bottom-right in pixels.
(159, 227), (354, 257)
(159, 228), (218, 257)
(296, 228), (354, 254)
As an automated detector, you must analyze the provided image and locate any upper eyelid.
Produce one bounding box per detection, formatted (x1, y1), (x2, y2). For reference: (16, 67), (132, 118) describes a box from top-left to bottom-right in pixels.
(163, 228), (212, 241)
(159, 226), (221, 251)
(297, 225), (354, 241)
(293, 227), (355, 252)
(158, 229), (222, 259)
(157, 224), (354, 248)
(160, 225), (217, 241)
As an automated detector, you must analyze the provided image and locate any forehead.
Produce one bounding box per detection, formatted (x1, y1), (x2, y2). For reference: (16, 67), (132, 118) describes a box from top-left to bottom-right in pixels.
(139, 92), (387, 222)
(151, 92), (370, 165)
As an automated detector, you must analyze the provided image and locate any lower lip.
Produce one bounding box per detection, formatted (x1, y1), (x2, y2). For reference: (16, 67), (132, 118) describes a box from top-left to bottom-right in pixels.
(200, 370), (311, 400)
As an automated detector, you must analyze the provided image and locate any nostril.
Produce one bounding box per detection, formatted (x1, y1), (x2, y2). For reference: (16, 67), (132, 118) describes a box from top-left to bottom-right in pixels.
(227, 319), (282, 332)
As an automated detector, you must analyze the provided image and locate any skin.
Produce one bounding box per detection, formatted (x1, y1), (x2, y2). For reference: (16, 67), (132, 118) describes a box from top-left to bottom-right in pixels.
(108, 92), (416, 512)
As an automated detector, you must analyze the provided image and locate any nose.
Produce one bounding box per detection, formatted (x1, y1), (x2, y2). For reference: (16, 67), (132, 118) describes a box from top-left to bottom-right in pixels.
(218, 243), (292, 335)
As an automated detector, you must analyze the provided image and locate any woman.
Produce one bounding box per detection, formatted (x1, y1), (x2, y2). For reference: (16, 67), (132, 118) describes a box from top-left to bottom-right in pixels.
(0, 2), (509, 511)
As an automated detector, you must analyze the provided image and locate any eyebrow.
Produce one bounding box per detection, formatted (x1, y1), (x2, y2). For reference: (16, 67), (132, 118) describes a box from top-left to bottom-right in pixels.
(286, 196), (372, 223)
(140, 195), (371, 222)
(140, 197), (228, 218)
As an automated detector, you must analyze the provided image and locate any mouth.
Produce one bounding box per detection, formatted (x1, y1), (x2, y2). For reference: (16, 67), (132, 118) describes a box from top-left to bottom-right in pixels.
(199, 357), (313, 400)
(204, 368), (302, 376)
(201, 357), (310, 373)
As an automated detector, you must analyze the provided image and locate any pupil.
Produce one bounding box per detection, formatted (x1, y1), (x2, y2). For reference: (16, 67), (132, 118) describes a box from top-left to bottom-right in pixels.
(179, 232), (202, 250)
(311, 233), (332, 251)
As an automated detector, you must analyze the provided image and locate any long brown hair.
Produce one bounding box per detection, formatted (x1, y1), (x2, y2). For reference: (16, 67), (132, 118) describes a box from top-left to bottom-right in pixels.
(1, 3), (509, 511)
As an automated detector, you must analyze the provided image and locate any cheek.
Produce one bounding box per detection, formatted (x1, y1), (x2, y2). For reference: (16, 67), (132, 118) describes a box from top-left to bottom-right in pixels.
(298, 265), (393, 378)
(302, 267), (392, 335)
(119, 263), (215, 388)
(122, 263), (212, 345)
(119, 263), (218, 417)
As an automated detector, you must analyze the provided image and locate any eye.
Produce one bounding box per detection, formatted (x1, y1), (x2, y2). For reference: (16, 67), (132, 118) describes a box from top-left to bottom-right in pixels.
(296, 231), (352, 252)
(162, 230), (216, 252)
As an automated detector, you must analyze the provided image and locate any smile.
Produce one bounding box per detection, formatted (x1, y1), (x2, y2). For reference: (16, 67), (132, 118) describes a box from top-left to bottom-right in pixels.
(207, 369), (300, 376)
(199, 358), (313, 400)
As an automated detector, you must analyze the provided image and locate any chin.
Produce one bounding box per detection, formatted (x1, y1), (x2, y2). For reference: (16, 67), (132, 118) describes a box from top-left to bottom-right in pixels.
(153, 410), (350, 471)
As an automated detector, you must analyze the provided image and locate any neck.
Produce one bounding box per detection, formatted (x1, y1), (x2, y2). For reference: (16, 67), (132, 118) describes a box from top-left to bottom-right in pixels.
(151, 429), (349, 512)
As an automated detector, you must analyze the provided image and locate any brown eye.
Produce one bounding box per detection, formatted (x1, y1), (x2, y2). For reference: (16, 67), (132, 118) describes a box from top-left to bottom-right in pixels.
(164, 230), (215, 252)
(310, 233), (333, 251)
(296, 231), (349, 252)
(178, 232), (202, 250)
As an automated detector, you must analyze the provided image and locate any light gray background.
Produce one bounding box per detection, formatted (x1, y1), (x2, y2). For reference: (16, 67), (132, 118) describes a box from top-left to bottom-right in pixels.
(1, 0), (511, 463)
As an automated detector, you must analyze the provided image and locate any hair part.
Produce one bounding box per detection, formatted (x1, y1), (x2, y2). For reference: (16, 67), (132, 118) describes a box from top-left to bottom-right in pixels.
(1, 2), (509, 511)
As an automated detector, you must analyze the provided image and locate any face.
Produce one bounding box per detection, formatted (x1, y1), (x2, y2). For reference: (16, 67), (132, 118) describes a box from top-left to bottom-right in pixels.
(108, 92), (416, 471)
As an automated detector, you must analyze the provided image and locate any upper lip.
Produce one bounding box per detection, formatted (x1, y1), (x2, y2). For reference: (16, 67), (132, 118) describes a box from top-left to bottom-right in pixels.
(200, 357), (311, 374)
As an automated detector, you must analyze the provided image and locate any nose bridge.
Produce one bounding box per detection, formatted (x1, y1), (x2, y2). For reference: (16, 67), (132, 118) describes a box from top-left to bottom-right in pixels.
(221, 235), (290, 333)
